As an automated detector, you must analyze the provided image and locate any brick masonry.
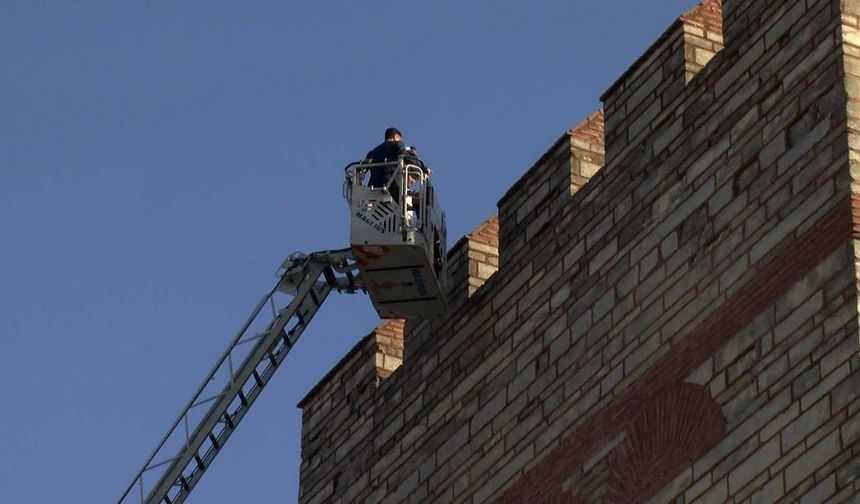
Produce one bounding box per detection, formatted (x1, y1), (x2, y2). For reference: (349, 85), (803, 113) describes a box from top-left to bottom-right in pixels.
(297, 0), (860, 502)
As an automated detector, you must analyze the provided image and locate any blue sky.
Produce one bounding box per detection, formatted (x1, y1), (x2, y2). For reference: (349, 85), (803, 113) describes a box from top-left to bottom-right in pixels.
(1, 1), (699, 502)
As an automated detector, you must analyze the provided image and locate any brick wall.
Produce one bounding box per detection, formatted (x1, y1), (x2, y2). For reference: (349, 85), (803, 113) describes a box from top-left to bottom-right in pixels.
(402, 215), (500, 363)
(298, 0), (860, 502)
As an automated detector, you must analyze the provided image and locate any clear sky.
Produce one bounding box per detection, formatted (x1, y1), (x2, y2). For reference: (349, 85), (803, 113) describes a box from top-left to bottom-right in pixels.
(2, 1), (700, 502)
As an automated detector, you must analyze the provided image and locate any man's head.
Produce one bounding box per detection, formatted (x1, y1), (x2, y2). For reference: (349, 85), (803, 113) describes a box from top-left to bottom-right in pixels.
(384, 127), (402, 142)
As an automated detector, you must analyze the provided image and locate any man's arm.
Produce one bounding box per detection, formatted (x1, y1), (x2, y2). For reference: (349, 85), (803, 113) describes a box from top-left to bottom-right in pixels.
(402, 145), (431, 175)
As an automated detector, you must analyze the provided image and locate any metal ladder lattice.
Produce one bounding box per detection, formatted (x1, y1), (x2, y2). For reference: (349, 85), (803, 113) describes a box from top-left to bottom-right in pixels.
(117, 249), (358, 504)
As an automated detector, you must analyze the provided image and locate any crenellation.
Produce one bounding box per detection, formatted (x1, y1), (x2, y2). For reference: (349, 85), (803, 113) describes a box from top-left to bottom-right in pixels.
(603, 2), (725, 164)
(498, 110), (605, 270)
(296, 0), (860, 502)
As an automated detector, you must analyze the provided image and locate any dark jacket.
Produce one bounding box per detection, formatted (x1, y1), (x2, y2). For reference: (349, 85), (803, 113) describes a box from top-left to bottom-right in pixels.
(365, 140), (406, 187)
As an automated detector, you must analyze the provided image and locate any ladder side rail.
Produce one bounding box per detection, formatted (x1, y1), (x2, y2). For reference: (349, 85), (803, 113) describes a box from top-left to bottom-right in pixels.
(165, 277), (333, 504)
(141, 262), (329, 504)
(117, 288), (277, 504)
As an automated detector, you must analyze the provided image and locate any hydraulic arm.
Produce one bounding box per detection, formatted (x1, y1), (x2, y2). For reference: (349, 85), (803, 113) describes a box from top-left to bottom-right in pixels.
(117, 249), (359, 504)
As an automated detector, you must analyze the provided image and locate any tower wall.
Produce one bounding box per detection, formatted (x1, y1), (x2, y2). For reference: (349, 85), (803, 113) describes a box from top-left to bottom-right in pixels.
(299, 0), (860, 501)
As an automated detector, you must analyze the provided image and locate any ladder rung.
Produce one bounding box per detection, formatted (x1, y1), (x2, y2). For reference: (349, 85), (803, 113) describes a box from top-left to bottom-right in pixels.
(208, 433), (221, 450)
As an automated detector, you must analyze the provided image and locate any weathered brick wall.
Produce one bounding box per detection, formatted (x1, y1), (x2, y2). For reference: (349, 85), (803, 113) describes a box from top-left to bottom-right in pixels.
(298, 0), (860, 502)
(403, 216), (500, 363)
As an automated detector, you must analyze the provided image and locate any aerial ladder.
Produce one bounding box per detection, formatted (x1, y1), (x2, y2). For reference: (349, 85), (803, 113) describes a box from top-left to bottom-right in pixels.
(118, 158), (446, 504)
